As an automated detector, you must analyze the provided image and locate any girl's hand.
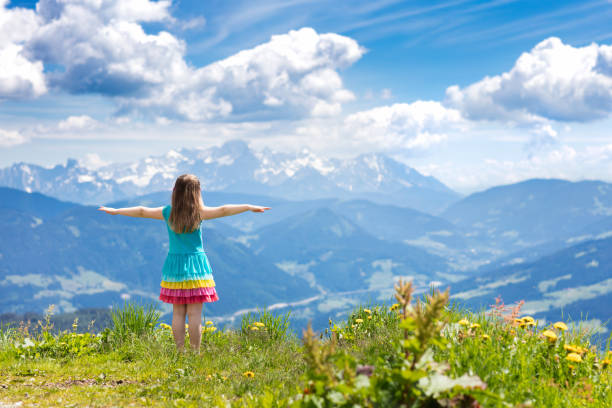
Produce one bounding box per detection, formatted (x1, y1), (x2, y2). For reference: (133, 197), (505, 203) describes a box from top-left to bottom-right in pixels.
(98, 206), (118, 215)
(248, 205), (270, 213)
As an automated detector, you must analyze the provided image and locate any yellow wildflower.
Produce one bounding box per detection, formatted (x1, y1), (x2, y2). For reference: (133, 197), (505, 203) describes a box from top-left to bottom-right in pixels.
(525, 321), (535, 327)
(519, 322), (526, 328)
(564, 344), (587, 354)
(390, 303), (399, 311)
(367, 315), (372, 320)
(521, 316), (534, 323)
(185, 324), (189, 329)
(243, 371), (255, 378)
(514, 318), (522, 324)
(364, 309), (372, 314)
(253, 322), (265, 327)
(160, 323), (172, 330)
(250, 326), (259, 331)
(566, 353), (582, 363)
(470, 323), (480, 329)
(355, 318), (363, 323)
(351, 324), (356, 329)
(481, 334), (490, 340)
(206, 326), (217, 333)
(601, 359), (610, 368)
(205, 321), (213, 325)
(564, 344), (580, 353)
(542, 330), (558, 342)
(553, 322), (568, 331)
(458, 319), (470, 327)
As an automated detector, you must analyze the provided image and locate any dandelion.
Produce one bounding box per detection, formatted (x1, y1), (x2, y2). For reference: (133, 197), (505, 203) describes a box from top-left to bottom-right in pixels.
(564, 344), (587, 354)
(253, 322), (265, 327)
(564, 344), (580, 353)
(566, 353), (582, 363)
(243, 371), (255, 378)
(525, 321), (535, 327)
(208, 326), (217, 332)
(205, 321), (213, 326)
(185, 324), (189, 329)
(160, 323), (172, 330)
(602, 359), (610, 368)
(355, 318), (363, 323)
(328, 318), (332, 326)
(542, 330), (557, 342)
(481, 334), (490, 340)
(364, 309), (372, 314)
(390, 303), (399, 311)
(470, 323), (481, 329)
(367, 315), (372, 320)
(250, 326), (259, 331)
(521, 316), (534, 323)
(553, 322), (568, 331)
(458, 319), (470, 327)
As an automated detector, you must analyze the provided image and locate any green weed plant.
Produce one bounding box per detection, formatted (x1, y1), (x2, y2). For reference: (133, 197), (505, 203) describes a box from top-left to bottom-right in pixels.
(0, 287), (609, 407)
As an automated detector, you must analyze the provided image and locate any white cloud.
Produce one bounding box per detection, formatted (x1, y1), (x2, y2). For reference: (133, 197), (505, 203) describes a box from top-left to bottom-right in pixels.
(1, 1), (364, 121)
(79, 153), (110, 170)
(0, 2), (46, 99)
(177, 16), (206, 31)
(58, 115), (99, 131)
(0, 128), (28, 147)
(155, 117), (172, 125)
(343, 101), (464, 151)
(445, 37), (612, 123)
(123, 27), (366, 121)
(418, 143), (612, 193)
(28, 0), (183, 97)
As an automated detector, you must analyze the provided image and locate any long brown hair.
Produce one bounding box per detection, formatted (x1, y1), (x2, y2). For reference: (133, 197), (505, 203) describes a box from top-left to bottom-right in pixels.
(169, 174), (203, 233)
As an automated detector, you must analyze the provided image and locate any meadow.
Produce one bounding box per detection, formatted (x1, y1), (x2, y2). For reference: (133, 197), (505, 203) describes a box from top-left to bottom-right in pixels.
(0, 282), (609, 408)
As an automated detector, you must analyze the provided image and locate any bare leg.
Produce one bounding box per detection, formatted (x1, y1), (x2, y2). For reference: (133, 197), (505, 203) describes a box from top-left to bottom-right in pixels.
(186, 302), (203, 352)
(172, 304), (187, 352)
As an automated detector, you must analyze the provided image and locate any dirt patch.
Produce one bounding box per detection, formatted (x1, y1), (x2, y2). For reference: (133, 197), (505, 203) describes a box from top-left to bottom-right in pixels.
(41, 379), (139, 389)
(4, 378), (139, 390)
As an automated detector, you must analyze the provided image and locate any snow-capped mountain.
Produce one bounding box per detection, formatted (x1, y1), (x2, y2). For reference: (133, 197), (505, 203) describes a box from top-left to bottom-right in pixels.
(0, 140), (460, 213)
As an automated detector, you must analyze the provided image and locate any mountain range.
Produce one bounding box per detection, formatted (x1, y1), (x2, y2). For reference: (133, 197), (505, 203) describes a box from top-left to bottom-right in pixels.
(0, 140), (459, 214)
(0, 140), (610, 341)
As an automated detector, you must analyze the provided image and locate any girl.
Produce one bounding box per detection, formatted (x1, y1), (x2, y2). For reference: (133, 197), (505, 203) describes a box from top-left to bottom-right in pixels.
(98, 174), (270, 353)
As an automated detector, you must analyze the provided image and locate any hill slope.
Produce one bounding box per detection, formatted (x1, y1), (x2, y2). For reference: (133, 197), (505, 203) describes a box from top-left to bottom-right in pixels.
(449, 235), (612, 340)
(0, 189), (314, 316)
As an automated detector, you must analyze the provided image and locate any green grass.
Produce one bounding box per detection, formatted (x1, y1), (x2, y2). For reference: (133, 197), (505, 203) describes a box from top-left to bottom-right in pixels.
(0, 298), (609, 407)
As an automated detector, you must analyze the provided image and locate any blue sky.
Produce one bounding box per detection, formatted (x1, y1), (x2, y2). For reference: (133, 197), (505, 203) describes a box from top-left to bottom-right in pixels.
(1, 0), (612, 193)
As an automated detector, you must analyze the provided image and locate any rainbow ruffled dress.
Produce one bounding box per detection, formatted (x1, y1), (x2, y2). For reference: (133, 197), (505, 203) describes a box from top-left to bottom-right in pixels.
(159, 205), (219, 304)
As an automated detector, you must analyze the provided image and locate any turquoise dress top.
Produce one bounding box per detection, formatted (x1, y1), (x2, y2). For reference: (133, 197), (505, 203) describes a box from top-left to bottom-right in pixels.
(159, 205), (219, 304)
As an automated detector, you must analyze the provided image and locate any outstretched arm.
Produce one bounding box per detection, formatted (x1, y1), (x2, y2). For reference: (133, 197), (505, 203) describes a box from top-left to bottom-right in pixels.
(200, 204), (270, 220)
(97, 206), (164, 220)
